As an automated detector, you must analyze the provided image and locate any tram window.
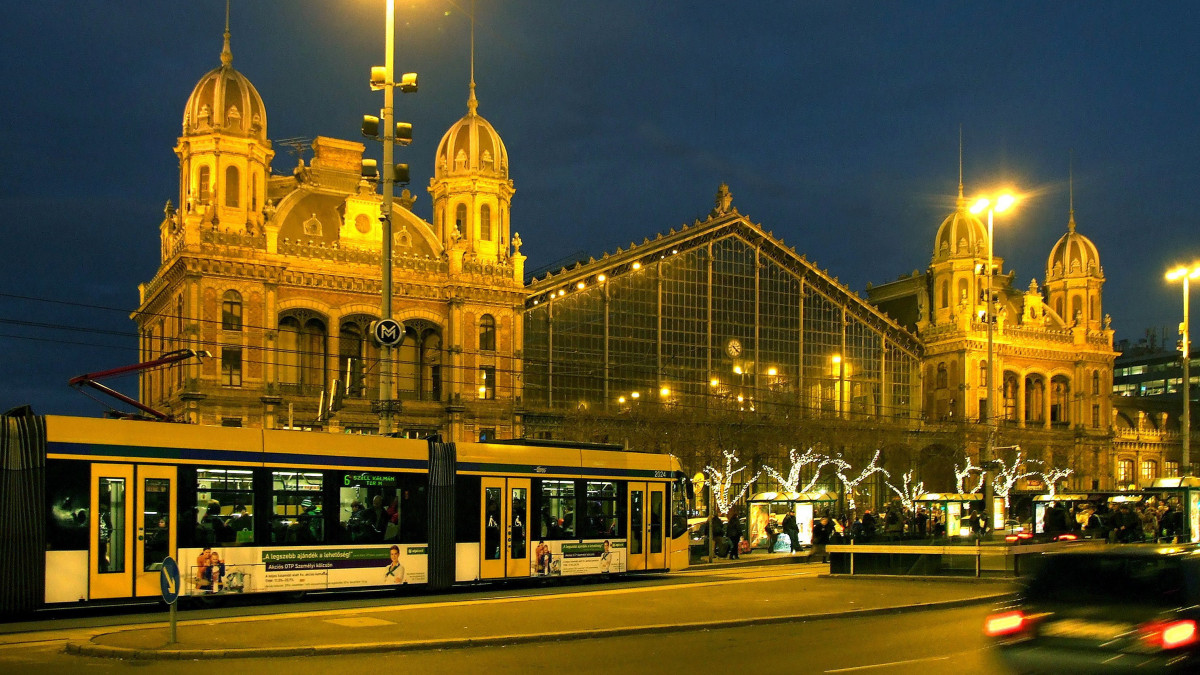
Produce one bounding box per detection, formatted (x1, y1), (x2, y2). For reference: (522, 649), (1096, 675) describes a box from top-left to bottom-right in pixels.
(143, 478), (171, 571)
(46, 460), (89, 551)
(672, 479), (690, 539)
(582, 481), (623, 539)
(456, 475), (482, 543)
(649, 491), (664, 554)
(538, 480), (576, 540)
(270, 471), (325, 544)
(195, 468), (255, 545)
(511, 485), (527, 559)
(484, 487), (502, 560)
(338, 472), (428, 544)
(98, 477), (126, 573)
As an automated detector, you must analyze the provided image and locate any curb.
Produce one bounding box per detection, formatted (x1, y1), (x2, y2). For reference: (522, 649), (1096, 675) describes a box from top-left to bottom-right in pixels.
(66, 592), (1012, 660)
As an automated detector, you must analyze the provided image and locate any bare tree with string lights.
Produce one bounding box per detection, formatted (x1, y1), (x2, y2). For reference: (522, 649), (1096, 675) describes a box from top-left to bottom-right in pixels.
(832, 449), (890, 512)
(704, 449), (761, 516)
(990, 448), (1042, 513)
(763, 447), (834, 493)
(1039, 467), (1074, 499)
(955, 456), (985, 494)
(885, 470), (925, 512)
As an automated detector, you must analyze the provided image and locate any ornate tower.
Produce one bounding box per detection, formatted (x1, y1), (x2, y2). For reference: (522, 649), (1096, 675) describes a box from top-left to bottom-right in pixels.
(171, 8), (273, 252)
(1044, 177), (1104, 330)
(427, 44), (517, 279)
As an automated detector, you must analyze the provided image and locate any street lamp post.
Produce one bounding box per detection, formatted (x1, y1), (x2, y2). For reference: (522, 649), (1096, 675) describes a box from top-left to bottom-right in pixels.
(970, 193), (1017, 531)
(1168, 265), (1200, 474)
(363, 0), (417, 434)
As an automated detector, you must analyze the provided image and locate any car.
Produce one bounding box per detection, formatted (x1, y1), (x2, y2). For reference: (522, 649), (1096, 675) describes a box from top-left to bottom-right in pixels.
(986, 545), (1200, 672)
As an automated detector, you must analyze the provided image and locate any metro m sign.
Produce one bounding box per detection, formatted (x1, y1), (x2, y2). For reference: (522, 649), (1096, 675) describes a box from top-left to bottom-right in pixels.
(372, 318), (404, 347)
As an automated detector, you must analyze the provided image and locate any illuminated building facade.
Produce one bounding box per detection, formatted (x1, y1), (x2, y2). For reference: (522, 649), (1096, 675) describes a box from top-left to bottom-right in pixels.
(133, 22), (525, 441)
(868, 183), (1120, 490)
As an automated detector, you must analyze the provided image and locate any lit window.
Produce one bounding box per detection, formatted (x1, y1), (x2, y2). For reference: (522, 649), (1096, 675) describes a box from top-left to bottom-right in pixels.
(221, 348), (242, 387)
(478, 366), (495, 400)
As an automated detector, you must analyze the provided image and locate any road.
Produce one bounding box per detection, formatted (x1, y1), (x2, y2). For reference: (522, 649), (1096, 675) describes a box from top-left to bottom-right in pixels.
(0, 563), (1011, 673)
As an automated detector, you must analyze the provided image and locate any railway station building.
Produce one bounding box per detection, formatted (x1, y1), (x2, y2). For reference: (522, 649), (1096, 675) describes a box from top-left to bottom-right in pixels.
(133, 17), (1147, 499)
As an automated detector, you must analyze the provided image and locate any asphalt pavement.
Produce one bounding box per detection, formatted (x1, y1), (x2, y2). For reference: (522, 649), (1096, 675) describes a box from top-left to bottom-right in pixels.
(65, 554), (1015, 660)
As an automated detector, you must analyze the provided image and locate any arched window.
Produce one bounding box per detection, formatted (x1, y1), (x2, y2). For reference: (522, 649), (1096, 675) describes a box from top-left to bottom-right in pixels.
(936, 363), (948, 389)
(340, 322), (365, 398)
(251, 172), (258, 212)
(198, 165), (211, 203)
(940, 281), (949, 309)
(455, 204), (467, 236)
(221, 290), (242, 331)
(979, 360), (988, 389)
(301, 319), (327, 391)
(1092, 370), (1101, 395)
(1051, 378), (1070, 424)
(225, 165), (240, 207)
(957, 278), (968, 305)
(1055, 297), (1064, 318)
(479, 314), (496, 351)
(1071, 295), (1083, 323)
(1141, 460), (1158, 484)
(278, 317), (301, 385)
(480, 204), (492, 241)
(1117, 459), (1135, 485)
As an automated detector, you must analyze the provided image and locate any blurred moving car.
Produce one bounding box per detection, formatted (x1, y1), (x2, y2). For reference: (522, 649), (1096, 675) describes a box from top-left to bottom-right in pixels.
(986, 545), (1200, 672)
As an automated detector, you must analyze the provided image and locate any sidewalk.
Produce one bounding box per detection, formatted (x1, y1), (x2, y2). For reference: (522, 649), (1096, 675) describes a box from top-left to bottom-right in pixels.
(68, 558), (1013, 660)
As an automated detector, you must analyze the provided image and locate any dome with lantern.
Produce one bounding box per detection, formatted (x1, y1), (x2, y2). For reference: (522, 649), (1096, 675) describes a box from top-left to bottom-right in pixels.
(932, 197), (988, 262)
(181, 27), (266, 141)
(433, 84), (508, 180)
(1046, 212), (1102, 281)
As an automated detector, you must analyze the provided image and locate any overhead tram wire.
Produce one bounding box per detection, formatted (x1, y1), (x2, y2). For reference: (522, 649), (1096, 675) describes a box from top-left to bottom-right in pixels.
(2, 293), (922, 420)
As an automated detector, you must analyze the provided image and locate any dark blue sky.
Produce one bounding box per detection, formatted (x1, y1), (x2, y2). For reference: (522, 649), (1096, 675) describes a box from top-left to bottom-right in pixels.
(2, 1), (1199, 416)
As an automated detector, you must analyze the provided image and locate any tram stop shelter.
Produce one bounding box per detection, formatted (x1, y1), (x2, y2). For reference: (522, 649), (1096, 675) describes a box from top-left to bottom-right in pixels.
(913, 493), (982, 539)
(1144, 477), (1200, 543)
(1032, 494), (1089, 535)
(746, 491), (837, 551)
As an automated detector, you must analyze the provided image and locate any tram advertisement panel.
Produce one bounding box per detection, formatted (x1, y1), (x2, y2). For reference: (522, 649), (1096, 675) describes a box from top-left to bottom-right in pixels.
(531, 540), (625, 576)
(179, 545), (428, 595)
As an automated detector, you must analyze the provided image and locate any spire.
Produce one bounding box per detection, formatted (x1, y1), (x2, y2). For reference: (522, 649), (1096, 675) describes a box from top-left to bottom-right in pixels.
(957, 124), (964, 207)
(1068, 150), (1076, 233)
(467, 0), (478, 115)
(220, 0), (233, 67)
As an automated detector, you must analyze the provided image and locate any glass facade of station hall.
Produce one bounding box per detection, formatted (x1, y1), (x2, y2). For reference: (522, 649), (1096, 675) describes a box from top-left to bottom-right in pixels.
(523, 221), (922, 421)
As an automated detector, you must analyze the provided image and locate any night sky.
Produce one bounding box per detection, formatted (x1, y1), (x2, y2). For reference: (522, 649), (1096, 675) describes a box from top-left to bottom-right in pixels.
(3, 1), (1199, 416)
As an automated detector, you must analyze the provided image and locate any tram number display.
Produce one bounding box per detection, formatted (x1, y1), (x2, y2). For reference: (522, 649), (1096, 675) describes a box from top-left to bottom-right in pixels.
(654, 471), (667, 478)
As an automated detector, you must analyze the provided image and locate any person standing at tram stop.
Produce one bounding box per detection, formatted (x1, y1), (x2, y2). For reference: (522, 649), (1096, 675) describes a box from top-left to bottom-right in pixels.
(812, 515), (831, 563)
(726, 511), (741, 559)
(781, 511), (800, 554)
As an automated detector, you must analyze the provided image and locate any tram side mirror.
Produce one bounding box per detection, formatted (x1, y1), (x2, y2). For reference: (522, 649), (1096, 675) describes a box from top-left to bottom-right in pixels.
(686, 478), (695, 502)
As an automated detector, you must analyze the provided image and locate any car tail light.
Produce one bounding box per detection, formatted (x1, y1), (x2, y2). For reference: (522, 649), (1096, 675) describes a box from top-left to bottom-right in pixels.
(985, 610), (1026, 637)
(1005, 532), (1032, 543)
(1143, 620), (1200, 650)
(1054, 533), (1078, 542)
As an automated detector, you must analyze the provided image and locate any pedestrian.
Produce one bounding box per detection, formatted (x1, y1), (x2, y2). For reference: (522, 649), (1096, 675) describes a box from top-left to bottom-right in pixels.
(765, 518), (779, 553)
(782, 511), (800, 553)
(726, 511), (741, 559)
(813, 515), (831, 563)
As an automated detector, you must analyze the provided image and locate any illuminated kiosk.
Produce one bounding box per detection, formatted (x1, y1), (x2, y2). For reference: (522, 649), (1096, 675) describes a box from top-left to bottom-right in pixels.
(1144, 477), (1200, 543)
(746, 491), (837, 551)
(913, 493), (982, 540)
(1031, 494), (1089, 535)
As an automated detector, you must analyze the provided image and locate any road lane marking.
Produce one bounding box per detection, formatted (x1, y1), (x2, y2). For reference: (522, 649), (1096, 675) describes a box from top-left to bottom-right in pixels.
(825, 655), (950, 672)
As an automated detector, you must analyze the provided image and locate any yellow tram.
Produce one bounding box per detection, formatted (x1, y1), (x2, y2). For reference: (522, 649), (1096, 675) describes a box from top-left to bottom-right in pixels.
(1, 411), (690, 612)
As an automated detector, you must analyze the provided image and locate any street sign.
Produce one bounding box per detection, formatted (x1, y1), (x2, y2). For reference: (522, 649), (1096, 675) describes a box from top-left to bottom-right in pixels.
(373, 318), (403, 347)
(160, 556), (180, 605)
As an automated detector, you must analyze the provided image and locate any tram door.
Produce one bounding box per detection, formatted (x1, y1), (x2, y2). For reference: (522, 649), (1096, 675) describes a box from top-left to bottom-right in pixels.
(90, 464), (178, 600)
(627, 482), (667, 571)
(480, 477), (531, 580)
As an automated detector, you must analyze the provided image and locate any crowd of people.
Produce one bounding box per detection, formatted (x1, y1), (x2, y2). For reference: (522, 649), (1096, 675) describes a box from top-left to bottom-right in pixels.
(699, 493), (1191, 562)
